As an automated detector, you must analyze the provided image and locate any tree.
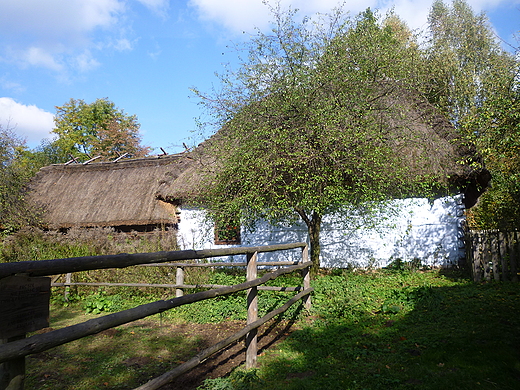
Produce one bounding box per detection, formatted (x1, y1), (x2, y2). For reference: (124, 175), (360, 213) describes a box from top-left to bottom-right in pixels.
(0, 126), (39, 231)
(192, 6), (462, 273)
(425, 0), (520, 229)
(425, 0), (499, 123)
(53, 98), (150, 160)
(461, 51), (520, 229)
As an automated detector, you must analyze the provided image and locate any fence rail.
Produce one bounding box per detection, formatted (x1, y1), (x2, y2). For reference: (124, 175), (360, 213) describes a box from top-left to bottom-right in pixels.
(465, 230), (520, 282)
(0, 243), (312, 390)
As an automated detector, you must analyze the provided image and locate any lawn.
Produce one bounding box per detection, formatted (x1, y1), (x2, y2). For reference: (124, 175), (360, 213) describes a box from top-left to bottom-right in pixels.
(22, 268), (520, 390)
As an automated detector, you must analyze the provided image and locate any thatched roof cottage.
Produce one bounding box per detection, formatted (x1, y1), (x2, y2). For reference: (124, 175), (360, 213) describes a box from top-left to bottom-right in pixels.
(28, 85), (489, 267)
(29, 154), (193, 232)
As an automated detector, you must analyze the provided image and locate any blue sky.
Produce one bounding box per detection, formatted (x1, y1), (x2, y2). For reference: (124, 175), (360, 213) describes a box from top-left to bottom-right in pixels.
(0, 0), (518, 155)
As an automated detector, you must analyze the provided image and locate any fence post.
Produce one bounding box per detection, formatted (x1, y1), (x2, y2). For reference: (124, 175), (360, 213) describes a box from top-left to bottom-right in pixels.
(245, 252), (258, 369)
(175, 267), (184, 298)
(511, 232), (519, 282)
(499, 232), (509, 281)
(301, 245), (311, 310)
(0, 335), (25, 390)
(491, 232), (500, 281)
(64, 273), (72, 301)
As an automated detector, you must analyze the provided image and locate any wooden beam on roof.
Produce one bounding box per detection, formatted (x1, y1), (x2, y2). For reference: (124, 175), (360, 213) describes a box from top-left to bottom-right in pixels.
(82, 156), (102, 165)
(113, 153), (129, 162)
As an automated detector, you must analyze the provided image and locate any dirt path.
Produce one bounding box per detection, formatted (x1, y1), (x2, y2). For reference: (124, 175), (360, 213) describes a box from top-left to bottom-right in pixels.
(156, 319), (296, 390)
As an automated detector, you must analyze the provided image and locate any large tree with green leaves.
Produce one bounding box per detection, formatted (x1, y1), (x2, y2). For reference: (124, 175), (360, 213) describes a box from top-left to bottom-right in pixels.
(53, 98), (150, 160)
(0, 126), (40, 231)
(192, 6), (465, 272)
(461, 46), (520, 229)
(425, 0), (520, 229)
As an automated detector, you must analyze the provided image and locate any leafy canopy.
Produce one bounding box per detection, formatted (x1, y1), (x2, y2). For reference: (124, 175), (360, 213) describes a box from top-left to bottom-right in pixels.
(53, 98), (150, 160)
(193, 5), (455, 269)
(0, 126), (40, 231)
(425, 0), (520, 229)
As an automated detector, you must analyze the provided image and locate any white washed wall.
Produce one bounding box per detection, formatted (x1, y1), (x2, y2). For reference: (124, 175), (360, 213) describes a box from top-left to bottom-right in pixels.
(176, 195), (465, 268)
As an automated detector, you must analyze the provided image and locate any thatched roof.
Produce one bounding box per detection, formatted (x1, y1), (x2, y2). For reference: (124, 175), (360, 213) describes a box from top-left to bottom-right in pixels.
(165, 85), (489, 208)
(29, 154), (194, 229)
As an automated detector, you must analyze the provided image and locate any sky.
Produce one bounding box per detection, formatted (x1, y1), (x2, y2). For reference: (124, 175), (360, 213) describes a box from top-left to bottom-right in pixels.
(0, 0), (518, 155)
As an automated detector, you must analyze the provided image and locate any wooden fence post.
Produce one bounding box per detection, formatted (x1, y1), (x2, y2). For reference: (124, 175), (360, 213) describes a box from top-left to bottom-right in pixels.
(175, 267), (184, 298)
(245, 252), (258, 369)
(301, 245), (311, 310)
(491, 232), (500, 281)
(0, 335), (25, 390)
(499, 232), (509, 281)
(509, 232), (520, 282)
(64, 272), (72, 301)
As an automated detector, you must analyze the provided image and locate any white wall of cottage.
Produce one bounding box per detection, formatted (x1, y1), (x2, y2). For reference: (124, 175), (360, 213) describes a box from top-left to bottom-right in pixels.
(176, 195), (465, 268)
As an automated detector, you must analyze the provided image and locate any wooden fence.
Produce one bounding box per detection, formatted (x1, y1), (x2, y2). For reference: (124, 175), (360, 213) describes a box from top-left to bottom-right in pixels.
(0, 243), (313, 390)
(465, 230), (520, 282)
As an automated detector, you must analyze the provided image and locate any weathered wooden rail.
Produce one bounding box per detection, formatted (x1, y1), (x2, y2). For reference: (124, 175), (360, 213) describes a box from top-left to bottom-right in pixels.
(465, 230), (520, 282)
(0, 242), (313, 390)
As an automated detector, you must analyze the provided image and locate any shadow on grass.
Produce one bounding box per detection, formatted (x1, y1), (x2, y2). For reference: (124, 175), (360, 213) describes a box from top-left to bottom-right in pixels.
(24, 304), (303, 390)
(25, 317), (207, 390)
(256, 281), (520, 390)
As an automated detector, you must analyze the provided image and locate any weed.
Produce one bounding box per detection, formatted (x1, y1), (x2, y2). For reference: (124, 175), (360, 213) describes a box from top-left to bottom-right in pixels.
(197, 369), (263, 390)
(83, 289), (124, 314)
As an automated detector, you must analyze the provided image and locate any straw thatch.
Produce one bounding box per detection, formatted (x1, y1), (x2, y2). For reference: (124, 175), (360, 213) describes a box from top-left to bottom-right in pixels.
(29, 154), (194, 230)
(166, 84), (489, 208)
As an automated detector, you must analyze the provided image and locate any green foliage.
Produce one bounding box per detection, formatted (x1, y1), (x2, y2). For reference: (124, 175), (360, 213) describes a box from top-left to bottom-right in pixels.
(0, 228), (98, 262)
(0, 126), (40, 230)
(194, 5), (448, 272)
(254, 270), (520, 390)
(83, 289), (124, 314)
(462, 59), (520, 229)
(198, 370), (263, 390)
(53, 97), (150, 160)
(425, 0), (505, 123)
(425, 0), (520, 229)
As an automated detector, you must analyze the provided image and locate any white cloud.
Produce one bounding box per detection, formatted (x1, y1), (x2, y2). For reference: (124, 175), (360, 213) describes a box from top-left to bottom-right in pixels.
(189, 0), (516, 34)
(23, 47), (64, 72)
(0, 98), (55, 145)
(74, 51), (101, 73)
(0, 0), (125, 72)
(0, 0), (124, 45)
(136, 0), (170, 17)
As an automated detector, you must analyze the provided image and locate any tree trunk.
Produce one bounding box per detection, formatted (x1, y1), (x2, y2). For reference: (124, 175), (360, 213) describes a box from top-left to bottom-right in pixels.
(294, 209), (322, 275)
(307, 212), (322, 275)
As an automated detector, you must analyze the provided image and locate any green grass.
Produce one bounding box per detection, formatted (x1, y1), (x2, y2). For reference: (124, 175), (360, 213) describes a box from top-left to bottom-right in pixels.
(26, 308), (204, 389)
(22, 268), (520, 390)
(248, 269), (520, 390)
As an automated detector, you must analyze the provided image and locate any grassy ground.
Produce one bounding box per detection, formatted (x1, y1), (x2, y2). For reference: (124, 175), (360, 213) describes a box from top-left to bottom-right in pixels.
(245, 269), (520, 390)
(20, 268), (520, 390)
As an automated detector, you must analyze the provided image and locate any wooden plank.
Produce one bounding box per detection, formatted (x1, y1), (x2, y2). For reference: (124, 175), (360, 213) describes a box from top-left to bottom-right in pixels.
(0, 275), (50, 339)
(0, 335), (25, 390)
(0, 243), (307, 279)
(51, 282), (305, 291)
(483, 233), (492, 281)
(491, 232), (500, 281)
(138, 261), (300, 267)
(511, 232), (519, 282)
(473, 232), (482, 282)
(499, 232), (509, 281)
(0, 262), (312, 363)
